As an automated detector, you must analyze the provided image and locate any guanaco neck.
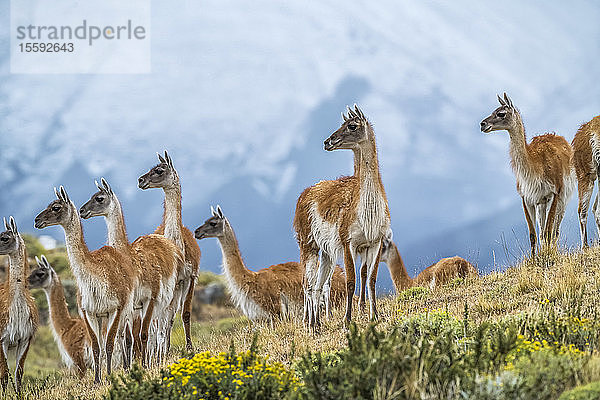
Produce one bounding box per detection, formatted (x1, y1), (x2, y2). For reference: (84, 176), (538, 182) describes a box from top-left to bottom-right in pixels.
(106, 195), (130, 255)
(353, 126), (389, 241)
(386, 243), (412, 291)
(162, 175), (185, 254)
(62, 205), (92, 281)
(45, 273), (75, 331)
(7, 237), (29, 296)
(354, 128), (386, 193)
(506, 110), (532, 175)
(216, 220), (254, 284)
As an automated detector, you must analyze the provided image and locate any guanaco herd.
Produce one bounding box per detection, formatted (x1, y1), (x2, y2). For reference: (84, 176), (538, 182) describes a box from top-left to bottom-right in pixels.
(1, 95), (598, 394)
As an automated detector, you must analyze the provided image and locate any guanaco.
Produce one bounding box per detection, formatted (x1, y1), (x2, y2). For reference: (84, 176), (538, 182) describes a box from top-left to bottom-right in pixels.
(35, 187), (136, 383)
(0, 217), (38, 394)
(571, 116), (600, 247)
(80, 178), (183, 365)
(481, 93), (574, 255)
(138, 151), (201, 351)
(195, 206), (346, 320)
(294, 105), (390, 328)
(28, 255), (93, 376)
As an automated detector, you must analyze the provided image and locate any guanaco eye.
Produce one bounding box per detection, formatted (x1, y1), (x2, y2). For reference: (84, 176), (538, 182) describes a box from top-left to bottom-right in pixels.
(0, 237), (8, 243)
(51, 205), (61, 212)
(348, 124), (358, 131)
(95, 196), (104, 203)
(497, 112), (506, 118)
(210, 222), (217, 227)
(155, 168), (164, 176)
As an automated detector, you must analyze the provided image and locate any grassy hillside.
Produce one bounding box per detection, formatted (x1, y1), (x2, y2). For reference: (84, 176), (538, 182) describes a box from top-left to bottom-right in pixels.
(4, 244), (600, 398)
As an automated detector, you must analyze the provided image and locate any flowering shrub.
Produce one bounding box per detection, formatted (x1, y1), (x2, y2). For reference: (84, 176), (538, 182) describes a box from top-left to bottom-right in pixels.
(106, 338), (299, 400)
(163, 348), (299, 399)
(505, 335), (585, 370)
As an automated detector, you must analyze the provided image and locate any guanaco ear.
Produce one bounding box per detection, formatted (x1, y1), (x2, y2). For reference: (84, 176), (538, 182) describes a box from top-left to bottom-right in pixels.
(503, 92), (513, 109)
(41, 255), (51, 269)
(9, 216), (17, 234)
(3, 217), (8, 231)
(95, 179), (103, 192)
(59, 186), (70, 203)
(341, 112), (349, 122)
(164, 151), (173, 168)
(54, 187), (60, 200)
(497, 94), (506, 106)
(354, 104), (364, 120)
(216, 205), (224, 219)
(210, 206), (217, 217)
(157, 152), (166, 164)
(101, 177), (112, 195)
(36, 256), (48, 269)
(347, 105), (356, 118)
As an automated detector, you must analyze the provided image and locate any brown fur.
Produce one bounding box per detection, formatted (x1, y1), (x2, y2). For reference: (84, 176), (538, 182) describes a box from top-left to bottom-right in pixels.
(572, 116), (600, 246)
(380, 241), (412, 291)
(81, 181), (185, 365)
(130, 234), (183, 363)
(214, 219), (346, 319)
(413, 256), (478, 288)
(155, 223), (200, 351)
(481, 94), (574, 254)
(0, 242), (38, 394)
(35, 191), (137, 383)
(43, 274), (91, 377)
(328, 266), (347, 307)
(514, 133), (573, 190)
(138, 152), (201, 351)
(381, 241), (477, 292)
(295, 107), (390, 328)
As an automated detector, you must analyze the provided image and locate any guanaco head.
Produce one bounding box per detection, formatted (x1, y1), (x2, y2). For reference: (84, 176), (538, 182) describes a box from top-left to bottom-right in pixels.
(379, 229), (394, 265)
(0, 216), (20, 255)
(80, 178), (115, 219)
(194, 206), (226, 240)
(28, 255), (54, 289)
(138, 151), (178, 190)
(480, 93), (519, 134)
(35, 186), (75, 229)
(324, 104), (370, 151)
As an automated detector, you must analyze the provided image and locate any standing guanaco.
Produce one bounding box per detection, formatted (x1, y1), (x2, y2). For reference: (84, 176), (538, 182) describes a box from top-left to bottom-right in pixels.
(294, 105), (390, 328)
(35, 187), (136, 383)
(138, 152), (201, 351)
(481, 93), (574, 254)
(0, 217), (38, 395)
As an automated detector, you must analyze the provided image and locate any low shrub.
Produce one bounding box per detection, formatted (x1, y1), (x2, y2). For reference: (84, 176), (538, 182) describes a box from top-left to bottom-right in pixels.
(294, 315), (518, 400)
(106, 337), (298, 400)
(559, 381), (600, 400)
(396, 286), (428, 301)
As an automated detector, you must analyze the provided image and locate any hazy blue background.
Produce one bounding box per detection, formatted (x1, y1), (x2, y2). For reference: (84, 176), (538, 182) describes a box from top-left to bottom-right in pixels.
(1, 1), (599, 292)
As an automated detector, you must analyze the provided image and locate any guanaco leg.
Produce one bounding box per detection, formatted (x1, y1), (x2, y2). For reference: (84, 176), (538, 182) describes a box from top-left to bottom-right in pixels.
(343, 243), (356, 328)
(522, 197), (537, 256)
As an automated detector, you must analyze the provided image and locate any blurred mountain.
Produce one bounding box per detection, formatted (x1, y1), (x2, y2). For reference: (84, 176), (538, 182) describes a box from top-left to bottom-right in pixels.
(1, 1), (599, 291)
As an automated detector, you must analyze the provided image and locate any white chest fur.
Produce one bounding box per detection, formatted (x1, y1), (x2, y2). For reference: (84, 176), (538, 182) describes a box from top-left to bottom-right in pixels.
(2, 292), (34, 346)
(511, 149), (555, 203)
(67, 253), (117, 314)
(221, 260), (269, 321)
(356, 178), (389, 245)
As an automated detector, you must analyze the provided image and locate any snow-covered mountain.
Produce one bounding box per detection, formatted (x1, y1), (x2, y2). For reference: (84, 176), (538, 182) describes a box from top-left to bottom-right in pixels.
(1, 1), (599, 291)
